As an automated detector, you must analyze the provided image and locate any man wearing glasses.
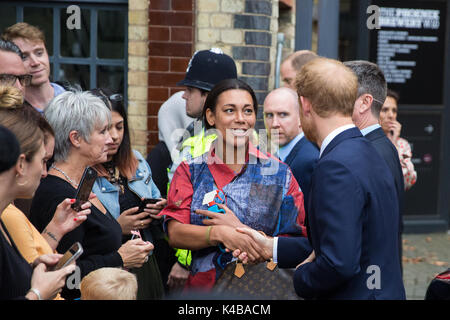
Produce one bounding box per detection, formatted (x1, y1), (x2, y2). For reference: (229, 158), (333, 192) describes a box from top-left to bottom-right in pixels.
(2, 23), (65, 113)
(0, 39), (31, 93)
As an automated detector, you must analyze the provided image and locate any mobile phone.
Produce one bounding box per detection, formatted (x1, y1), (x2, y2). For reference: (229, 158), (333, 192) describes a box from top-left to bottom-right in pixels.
(55, 242), (83, 270)
(139, 198), (160, 211)
(71, 167), (97, 212)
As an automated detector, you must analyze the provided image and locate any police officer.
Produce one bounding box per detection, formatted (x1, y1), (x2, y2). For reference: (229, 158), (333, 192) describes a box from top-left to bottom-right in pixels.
(179, 48), (237, 119)
(174, 48), (238, 159)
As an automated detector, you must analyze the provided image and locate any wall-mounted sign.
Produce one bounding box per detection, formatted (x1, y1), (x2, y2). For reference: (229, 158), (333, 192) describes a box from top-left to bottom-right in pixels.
(397, 113), (441, 216)
(369, 1), (447, 105)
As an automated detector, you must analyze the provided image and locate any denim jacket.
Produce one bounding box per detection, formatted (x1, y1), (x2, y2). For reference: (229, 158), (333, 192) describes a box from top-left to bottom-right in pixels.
(93, 150), (161, 243)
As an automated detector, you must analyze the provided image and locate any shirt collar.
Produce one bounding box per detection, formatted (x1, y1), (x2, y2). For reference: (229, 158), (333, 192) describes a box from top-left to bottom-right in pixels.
(278, 132), (304, 162)
(50, 82), (66, 97)
(207, 141), (268, 189)
(208, 141), (269, 163)
(319, 124), (356, 158)
(360, 123), (381, 136)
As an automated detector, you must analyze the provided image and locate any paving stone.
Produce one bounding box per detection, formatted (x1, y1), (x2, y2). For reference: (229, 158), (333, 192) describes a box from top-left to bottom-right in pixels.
(402, 232), (449, 300)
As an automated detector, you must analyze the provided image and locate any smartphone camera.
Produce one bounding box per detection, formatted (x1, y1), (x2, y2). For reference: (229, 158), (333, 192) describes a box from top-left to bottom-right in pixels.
(71, 167), (97, 212)
(139, 198), (160, 212)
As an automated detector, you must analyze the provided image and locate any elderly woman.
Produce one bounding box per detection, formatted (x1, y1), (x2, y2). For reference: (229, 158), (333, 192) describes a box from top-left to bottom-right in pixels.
(30, 91), (153, 299)
(89, 88), (166, 299)
(160, 79), (306, 298)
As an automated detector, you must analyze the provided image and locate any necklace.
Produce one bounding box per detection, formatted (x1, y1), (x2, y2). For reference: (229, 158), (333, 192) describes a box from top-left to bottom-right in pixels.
(50, 164), (79, 188)
(104, 161), (125, 194)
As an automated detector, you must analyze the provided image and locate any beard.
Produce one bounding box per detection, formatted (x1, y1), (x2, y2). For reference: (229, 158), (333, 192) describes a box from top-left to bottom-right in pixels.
(300, 113), (318, 145)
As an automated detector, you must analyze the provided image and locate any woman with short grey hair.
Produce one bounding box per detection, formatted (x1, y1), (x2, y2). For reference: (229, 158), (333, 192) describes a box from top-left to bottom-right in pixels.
(30, 91), (154, 300)
(44, 90), (112, 162)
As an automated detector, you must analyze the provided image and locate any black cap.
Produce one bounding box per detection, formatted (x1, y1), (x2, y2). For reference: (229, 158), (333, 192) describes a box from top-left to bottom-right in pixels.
(0, 125), (20, 174)
(177, 48), (237, 91)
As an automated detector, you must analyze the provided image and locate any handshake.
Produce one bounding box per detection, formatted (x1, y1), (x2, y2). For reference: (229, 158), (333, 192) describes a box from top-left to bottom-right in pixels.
(195, 202), (274, 264)
(229, 227), (274, 264)
(195, 203), (315, 268)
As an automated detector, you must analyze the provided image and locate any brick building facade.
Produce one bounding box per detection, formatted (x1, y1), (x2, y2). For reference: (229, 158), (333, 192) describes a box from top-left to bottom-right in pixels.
(127, 0), (296, 155)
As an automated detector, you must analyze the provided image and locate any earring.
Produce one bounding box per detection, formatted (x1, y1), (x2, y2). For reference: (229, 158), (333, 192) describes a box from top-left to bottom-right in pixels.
(15, 174), (28, 186)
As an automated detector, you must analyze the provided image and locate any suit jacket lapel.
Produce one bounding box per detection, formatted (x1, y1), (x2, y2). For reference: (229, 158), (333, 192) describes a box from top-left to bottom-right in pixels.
(284, 137), (306, 166)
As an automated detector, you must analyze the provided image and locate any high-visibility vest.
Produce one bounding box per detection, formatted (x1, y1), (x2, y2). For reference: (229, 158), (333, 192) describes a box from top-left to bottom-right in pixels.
(181, 130), (218, 158)
(171, 130), (216, 269)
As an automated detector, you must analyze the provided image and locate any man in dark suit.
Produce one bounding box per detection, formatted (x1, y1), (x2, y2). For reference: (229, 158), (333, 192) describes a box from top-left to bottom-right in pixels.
(344, 60), (405, 272)
(263, 87), (319, 204)
(234, 58), (405, 299)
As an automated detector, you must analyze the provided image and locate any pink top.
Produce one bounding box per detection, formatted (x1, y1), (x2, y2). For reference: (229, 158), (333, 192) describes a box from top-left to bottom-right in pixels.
(395, 137), (417, 190)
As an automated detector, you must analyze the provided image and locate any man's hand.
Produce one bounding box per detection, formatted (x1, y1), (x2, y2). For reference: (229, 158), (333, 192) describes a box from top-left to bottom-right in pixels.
(229, 227), (274, 264)
(167, 262), (189, 291)
(211, 225), (265, 263)
(296, 250), (315, 269)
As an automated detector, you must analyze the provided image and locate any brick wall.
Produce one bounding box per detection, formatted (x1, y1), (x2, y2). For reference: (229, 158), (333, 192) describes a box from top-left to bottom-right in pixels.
(140, 0), (281, 154)
(128, 0), (150, 156)
(147, 0), (195, 153)
(279, 0), (296, 59)
(196, 0), (279, 129)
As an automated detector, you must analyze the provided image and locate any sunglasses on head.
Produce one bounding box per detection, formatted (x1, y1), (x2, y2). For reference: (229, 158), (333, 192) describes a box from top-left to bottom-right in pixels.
(109, 93), (123, 102)
(0, 73), (32, 87)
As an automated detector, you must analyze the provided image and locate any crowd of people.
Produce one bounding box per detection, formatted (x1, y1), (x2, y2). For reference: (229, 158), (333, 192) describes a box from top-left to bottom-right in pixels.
(0, 22), (422, 300)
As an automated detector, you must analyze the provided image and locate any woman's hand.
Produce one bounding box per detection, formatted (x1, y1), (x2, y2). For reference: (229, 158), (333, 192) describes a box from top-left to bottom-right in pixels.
(142, 198), (167, 220)
(210, 225), (265, 263)
(43, 198), (91, 247)
(117, 238), (154, 269)
(117, 207), (153, 235)
(387, 120), (402, 143)
(195, 203), (246, 229)
(31, 253), (62, 270)
(27, 261), (76, 300)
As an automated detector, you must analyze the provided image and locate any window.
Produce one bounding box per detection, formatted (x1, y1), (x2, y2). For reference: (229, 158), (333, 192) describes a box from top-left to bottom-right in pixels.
(0, 1), (128, 98)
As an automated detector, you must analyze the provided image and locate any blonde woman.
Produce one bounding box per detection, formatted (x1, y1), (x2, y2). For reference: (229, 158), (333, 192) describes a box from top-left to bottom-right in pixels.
(0, 88), (76, 300)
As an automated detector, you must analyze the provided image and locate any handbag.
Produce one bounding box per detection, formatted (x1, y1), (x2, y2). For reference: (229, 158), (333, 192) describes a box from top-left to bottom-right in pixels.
(214, 260), (302, 300)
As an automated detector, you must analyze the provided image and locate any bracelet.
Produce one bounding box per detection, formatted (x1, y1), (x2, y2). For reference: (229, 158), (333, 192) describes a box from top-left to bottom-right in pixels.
(28, 287), (42, 300)
(205, 226), (213, 246)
